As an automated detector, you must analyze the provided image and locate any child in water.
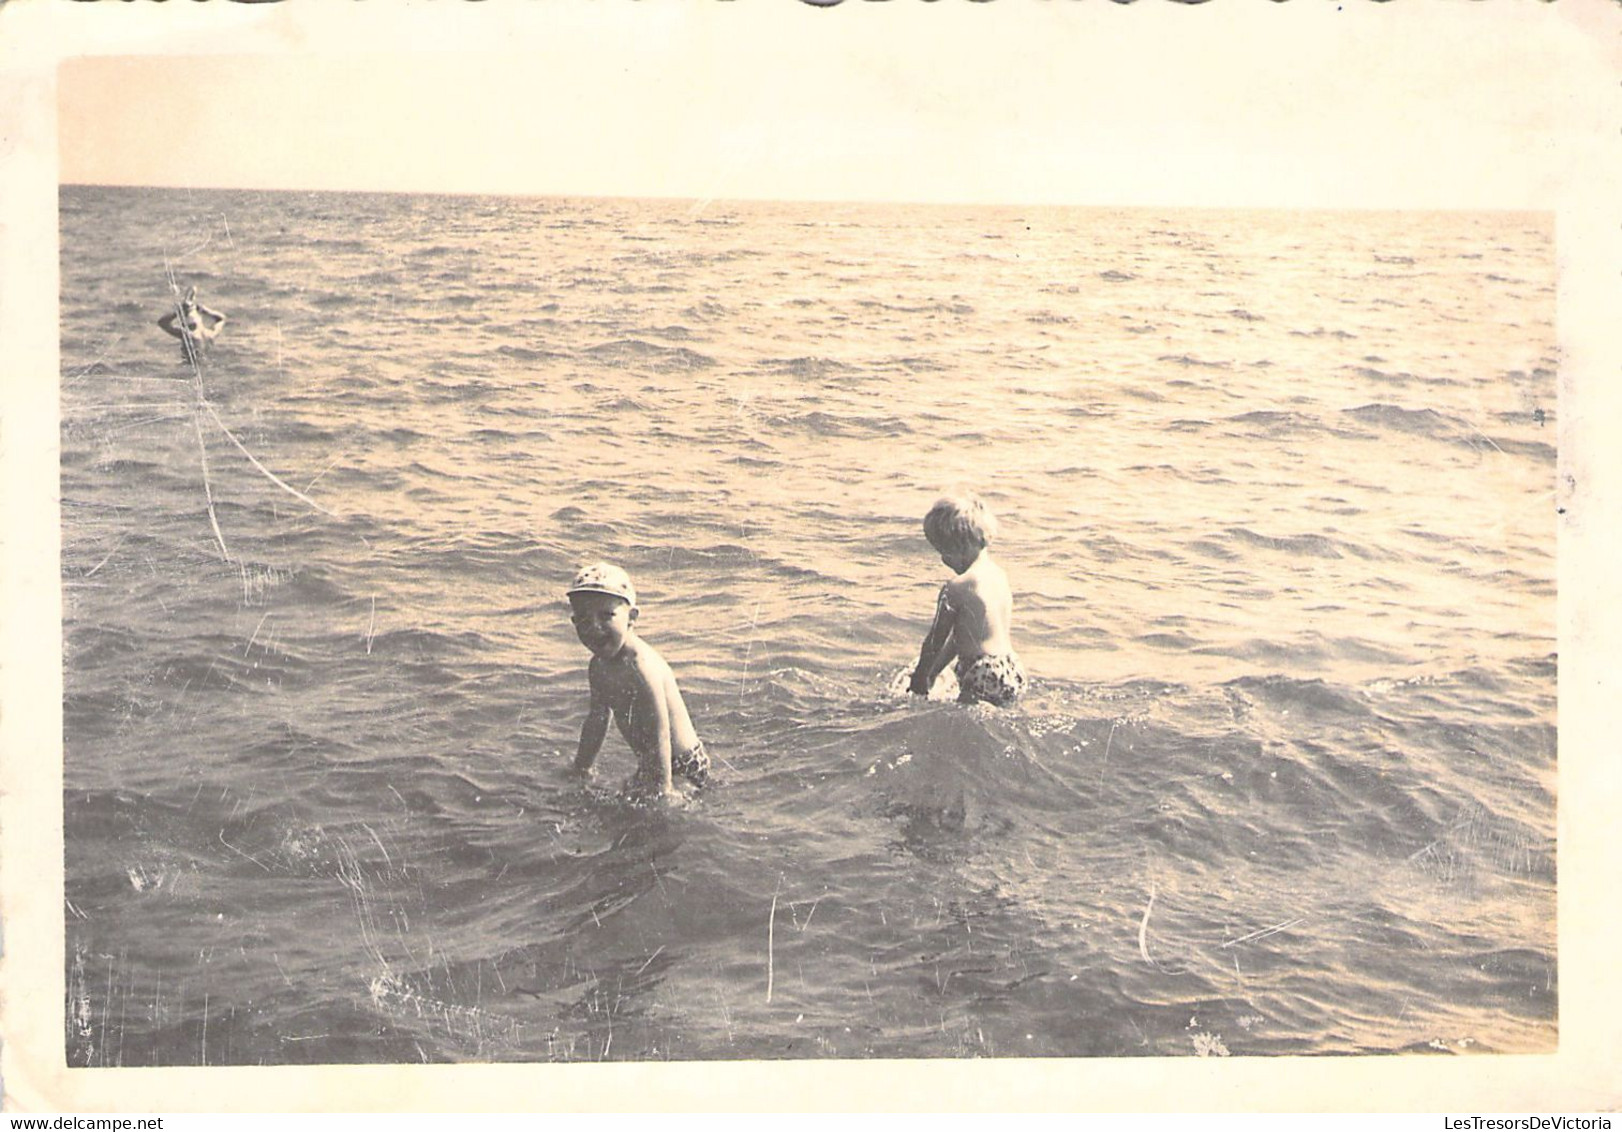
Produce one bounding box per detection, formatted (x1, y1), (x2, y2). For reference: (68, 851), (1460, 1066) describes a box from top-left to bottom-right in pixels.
(566, 563), (710, 801)
(908, 493), (1027, 706)
(158, 285), (228, 360)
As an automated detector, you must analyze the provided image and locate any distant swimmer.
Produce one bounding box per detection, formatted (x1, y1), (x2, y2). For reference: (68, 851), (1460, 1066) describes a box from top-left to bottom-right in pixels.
(908, 493), (1027, 707)
(158, 285), (227, 360)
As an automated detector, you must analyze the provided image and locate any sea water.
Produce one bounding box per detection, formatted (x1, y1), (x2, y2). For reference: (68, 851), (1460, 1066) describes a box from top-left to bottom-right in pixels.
(59, 186), (1557, 1062)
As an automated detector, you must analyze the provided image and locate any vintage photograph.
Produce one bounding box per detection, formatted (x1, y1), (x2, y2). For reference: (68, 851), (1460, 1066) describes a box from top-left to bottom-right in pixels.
(5, 0), (1618, 1112)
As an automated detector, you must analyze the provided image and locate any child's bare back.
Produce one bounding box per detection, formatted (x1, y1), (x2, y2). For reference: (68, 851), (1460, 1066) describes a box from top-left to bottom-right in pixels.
(939, 553), (1015, 662)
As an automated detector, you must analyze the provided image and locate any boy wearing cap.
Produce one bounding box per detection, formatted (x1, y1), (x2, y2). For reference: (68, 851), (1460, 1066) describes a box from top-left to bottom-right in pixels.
(566, 563), (709, 801)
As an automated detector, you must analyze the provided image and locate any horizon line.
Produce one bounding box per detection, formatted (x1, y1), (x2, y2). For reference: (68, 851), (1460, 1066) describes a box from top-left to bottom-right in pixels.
(56, 182), (1552, 217)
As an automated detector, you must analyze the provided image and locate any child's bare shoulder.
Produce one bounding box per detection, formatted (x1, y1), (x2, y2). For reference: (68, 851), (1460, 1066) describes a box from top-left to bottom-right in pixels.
(625, 636), (676, 682)
(933, 575), (969, 611)
(957, 558), (1011, 603)
(954, 560), (999, 591)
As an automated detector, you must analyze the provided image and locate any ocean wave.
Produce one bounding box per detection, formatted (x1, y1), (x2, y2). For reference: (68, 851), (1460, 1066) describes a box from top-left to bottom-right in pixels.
(1160, 354), (1231, 370)
(757, 355), (860, 379)
(1223, 673), (1368, 717)
(854, 298), (975, 316)
(148, 640), (316, 695)
(1136, 632), (1199, 651)
(1223, 411), (1323, 438)
(1482, 437), (1556, 462)
(495, 344), (568, 364)
(469, 426), (553, 446)
(584, 339), (716, 370)
(406, 244), (465, 260)
(763, 410), (914, 439)
(1348, 365), (1414, 386)
(377, 426), (427, 445)
(1223, 527), (1343, 558)
(1342, 402), (1458, 435)
(1184, 538), (1240, 561)
(681, 300), (730, 320)
(92, 456), (170, 477)
(861, 706), (1096, 820)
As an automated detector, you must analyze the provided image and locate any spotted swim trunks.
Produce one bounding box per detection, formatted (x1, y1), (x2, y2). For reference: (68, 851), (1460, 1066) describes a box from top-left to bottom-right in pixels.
(672, 740), (711, 787)
(956, 653), (1027, 707)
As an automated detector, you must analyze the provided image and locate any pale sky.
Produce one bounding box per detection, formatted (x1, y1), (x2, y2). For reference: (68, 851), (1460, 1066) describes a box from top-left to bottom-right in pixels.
(42, 2), (1619, 208)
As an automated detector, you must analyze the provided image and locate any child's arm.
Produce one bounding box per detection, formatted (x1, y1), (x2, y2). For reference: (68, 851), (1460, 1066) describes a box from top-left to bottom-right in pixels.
(157, 312), (181, 338)
(197, 304), (227, 329)
(572, 662), (611, 774)
(908, 585), (959, 695)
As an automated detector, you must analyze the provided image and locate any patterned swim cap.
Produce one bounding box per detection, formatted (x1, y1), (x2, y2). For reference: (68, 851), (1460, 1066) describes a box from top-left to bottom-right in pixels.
(566, 562), (636, 606)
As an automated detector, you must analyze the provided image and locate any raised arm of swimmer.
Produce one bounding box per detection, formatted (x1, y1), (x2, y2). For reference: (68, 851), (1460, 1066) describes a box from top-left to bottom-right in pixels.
(196, 302), (227, 332)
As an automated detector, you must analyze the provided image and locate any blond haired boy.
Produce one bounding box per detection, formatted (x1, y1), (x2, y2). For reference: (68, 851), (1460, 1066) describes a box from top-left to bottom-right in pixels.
(907, 494), (1027, 706)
